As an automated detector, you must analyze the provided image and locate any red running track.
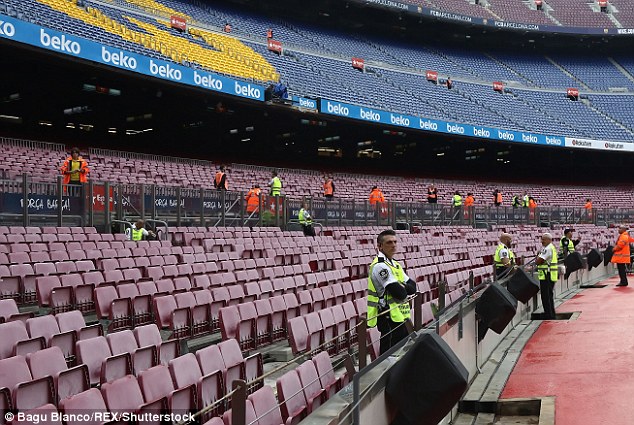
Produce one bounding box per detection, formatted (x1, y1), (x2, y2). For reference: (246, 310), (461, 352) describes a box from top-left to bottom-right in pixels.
(501, 275), (634, 425)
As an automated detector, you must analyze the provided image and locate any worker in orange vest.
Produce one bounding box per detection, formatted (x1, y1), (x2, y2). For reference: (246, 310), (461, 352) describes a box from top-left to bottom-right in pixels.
(60, 147), (89, 186)
(245, 185), (261, 214)
(612, 225), (634, 287)
(369, 186), (385, 205)
(323, 176), (335, 199)
(266, 28), (273, 39)
(528, 197), (537, 209)
(493, 189), (502, 207)
(214, 166), (228, 191)
(584, 198), (593, 221)
(427, 184), (438, 204)
(465, 193), (475, 207)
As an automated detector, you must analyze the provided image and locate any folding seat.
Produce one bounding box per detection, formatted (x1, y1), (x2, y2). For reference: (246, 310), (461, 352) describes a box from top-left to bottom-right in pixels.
(248, 385), (285, 425)
(117, 283), (152, 326)
(331, 304), (349, 352)
(107, 330), (156, 375)
(173, 276), (192, 292)
(59, 388), (106, 425)
(365, 327), (382, 362)
(291, 291), (309, 317)
(313, 351), (346, 399)
(163, 255), (178, 266)
(0, 299), (32, 323)
(257, 280), (273, 299)
(293, 275), (307, 291)
(101, 374), (163, 417)
(67, 250), (87, 261)
(34, 262), (57, 276)
(95, 286), (133, 331)
(331, 283), (346, 305)
(169, 353), (223, 419)
(134, 256), (151, 270)
(287, 316), (309, 355)
(210, 287), (229, 332)
(354, 298), (367, 317)
(175, 292), (210, 336)
(76, 336), (131, 386)
(296, 360), (326, 412)
(222, 399), (257, 425)
(99, 258), (119, 272)
(304, 313), (323, 354)
(227, 285), (245, 306)
(253, 300), (274, 346)
(155, 278), (176, 295)
(154, 293), (191, 340)
(276, 370), (308, 425)
(133, 324), (179, 366)
(7, 359), (56, 413)
(56, 310), (102, 340)
(12, 403), (61, 425)
(8, 264), (36, 303)
(0, 355), (31, 408)
(59, 274), (94, 313)
(27, 346), (90, 402)
(192, 274), (211, 290)
(218, 339), (263, 394)
(219, 305), (244, 350)
(122, 268), (143, 283)
(176, 264), (194, 279)
(321, 286), (335, 308)
(9, 242), (28, 253)
(138, 365), (195, 418)
(26, 315), (76, 364)
(318, 309), (337, 355)
(146, 266), (164, 281)
(309, 287), (325, 311)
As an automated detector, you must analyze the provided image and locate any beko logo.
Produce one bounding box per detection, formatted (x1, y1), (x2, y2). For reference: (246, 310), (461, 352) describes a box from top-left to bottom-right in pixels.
(360, 108), (381, 121)
(0, 21), (15, 37)
(545, 136), (562, 146)
(419, 119), (438, 131)
(234, 82), (261, 99)
(193, 71), (223, 90)
(40, 28), (80, 54)
(446, 123), (465, 134)
(497, 130), (515, 141)
(149, 60), (182, 80)
(390, 114), (410, 126)
(102, 47), (137, 70)
(326, 103), (349, 116)
(522, 134), (538, 143)
(298, 98), (316, 109)
(472, 127), (490, 138)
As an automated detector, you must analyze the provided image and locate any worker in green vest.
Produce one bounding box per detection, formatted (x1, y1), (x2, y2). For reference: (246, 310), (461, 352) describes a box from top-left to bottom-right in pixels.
(269, 170), (282, 196)
(494, 233), (515, 279)
(536, 233), (559, 320)
(452, 191), (462, 207)
(560, 228), (580, 259)
(126, 220), (155, 241)
(298, 203), (315, 237)
(367, 229), (416, 355)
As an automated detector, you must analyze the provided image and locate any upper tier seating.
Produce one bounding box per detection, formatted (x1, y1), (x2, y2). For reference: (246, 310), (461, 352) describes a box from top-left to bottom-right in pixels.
(4, 0), (634, 142)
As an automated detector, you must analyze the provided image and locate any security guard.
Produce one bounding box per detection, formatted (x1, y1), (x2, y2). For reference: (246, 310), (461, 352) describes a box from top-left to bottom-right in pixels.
(494, 233), (515, 279)
(493, 189), (502, 207)
(536, 233), (558, 319)
(367, 229), (416, 355)
(522, 192), (530, 208)
(126, 220), (155, 241)
(560, 228), (580, 259)
(245, 185), (261, 214)
(452, 191), (462, 208)
(427, 184), (438, 204)
(512, 195), (521, 208)
(612, 225), (634, 287)
(269, 171), (282, 196)
(298, 203), (315, 237)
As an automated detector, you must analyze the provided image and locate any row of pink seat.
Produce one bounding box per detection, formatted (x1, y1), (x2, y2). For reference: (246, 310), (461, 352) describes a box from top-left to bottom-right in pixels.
(0, 232), (127, 244)
(275, 352), (350, 425)
(0, 226), (98, 235)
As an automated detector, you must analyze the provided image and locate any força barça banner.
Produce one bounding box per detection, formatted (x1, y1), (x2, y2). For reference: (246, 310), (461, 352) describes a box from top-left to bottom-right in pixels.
(0, 14), (265, 101)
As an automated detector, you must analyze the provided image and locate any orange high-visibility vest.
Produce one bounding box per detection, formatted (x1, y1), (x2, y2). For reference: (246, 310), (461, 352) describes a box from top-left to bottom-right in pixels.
(465, 195), (474, 207)
(215, 171), (228, 190)
(245, 188), (261, 213)
(324, 180), (333, 196)
(60, 156), (89, 185)
(496, 192), (502, 204)
(585, 201), (593, 210)
(612, 232), (634, 264)
(369, 189), (384, 205)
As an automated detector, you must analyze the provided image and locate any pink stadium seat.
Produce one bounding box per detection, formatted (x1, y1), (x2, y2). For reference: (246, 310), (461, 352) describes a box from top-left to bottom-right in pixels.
(133, 324), (179, 366)
(59, 388), (108, 425)
(276, 370), (307, 425)
(248, 385), (285, 425)
(296, 360), (326, 412)
(26, 346), (90, 402)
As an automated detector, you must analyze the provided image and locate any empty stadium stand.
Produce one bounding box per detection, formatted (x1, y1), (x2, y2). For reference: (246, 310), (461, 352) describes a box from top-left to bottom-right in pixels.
(3, 0), (634, 142)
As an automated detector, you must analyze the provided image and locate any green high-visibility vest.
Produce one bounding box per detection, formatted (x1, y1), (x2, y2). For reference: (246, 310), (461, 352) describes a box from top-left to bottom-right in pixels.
(298, 208), (312, 225)
(367, 256), (411, 328)
(270, 176), (282, 196)
(560, 238), (575, 254)
(452, 195), (462, 207)
(537, 244), (559, 281)
(132, 228), (144, 241)
(494, 243), (515, 269)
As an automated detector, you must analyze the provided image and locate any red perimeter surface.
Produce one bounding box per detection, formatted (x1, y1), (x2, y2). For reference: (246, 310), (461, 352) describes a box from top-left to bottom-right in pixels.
(501, 275), (634, 425)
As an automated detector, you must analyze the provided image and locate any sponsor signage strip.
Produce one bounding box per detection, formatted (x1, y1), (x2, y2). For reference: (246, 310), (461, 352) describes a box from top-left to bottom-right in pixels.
(0, 14), (265, 101)
(320, 98), (568, 148)
(359, 0), (633, 35)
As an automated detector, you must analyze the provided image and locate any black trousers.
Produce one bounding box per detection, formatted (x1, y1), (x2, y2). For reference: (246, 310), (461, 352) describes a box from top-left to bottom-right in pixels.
(378, 317), (410, 355)
(301, 224), (315, 237)
(617, 263), (628, 285)
(539, 278), (556, 319)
